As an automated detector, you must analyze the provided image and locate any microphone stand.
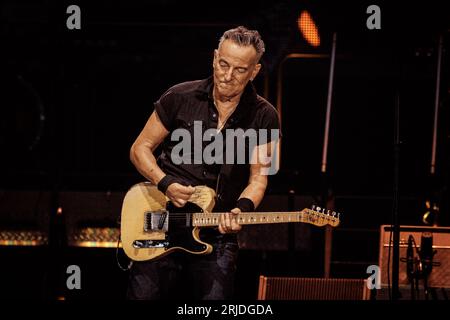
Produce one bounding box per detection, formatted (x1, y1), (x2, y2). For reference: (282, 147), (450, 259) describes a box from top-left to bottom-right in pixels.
(419, 232), (435, 300)
(423, 272), (430, 300)
(406, 235), (415, 300)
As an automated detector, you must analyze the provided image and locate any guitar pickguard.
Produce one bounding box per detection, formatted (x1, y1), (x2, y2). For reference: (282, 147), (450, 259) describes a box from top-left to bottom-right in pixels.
(164, 201), (208, 253)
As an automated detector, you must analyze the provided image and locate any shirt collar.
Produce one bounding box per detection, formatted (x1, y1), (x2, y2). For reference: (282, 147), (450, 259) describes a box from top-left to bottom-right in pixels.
(195, 76), (258, 123)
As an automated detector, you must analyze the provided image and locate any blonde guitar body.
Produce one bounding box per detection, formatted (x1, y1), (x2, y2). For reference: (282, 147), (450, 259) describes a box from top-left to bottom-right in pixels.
(121, 182), (216, 261)
(120, 182), (340, 262)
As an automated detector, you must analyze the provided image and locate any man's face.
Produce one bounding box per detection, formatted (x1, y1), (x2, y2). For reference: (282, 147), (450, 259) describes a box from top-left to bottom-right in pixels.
(213, 39), (261, 100)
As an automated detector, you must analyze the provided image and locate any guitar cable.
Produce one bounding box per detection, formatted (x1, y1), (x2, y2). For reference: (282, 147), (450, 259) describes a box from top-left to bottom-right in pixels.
(116, 231), (133, 271)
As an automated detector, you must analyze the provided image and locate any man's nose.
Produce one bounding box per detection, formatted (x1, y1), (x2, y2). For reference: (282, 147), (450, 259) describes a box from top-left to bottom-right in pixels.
(224, 68), (233, 81)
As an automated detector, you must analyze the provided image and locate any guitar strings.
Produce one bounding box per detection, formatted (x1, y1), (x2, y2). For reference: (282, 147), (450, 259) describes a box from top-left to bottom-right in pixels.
(148, 212), (333, 222)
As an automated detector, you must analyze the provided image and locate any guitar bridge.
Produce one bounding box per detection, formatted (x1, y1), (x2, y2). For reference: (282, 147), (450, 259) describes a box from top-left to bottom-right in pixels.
(144, 210), (169, 232)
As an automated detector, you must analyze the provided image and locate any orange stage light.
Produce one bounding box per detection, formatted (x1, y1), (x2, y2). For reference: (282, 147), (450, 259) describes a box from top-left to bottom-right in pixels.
(298, 10), (320, 47)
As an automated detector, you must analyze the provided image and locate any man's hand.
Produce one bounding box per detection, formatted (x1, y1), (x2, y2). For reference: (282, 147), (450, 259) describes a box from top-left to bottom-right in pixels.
(166, 183), (196, 207)
(218, 208), (242, 234)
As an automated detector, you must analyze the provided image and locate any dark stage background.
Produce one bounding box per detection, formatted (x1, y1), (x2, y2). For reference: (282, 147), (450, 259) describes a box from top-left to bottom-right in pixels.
(0, 0), (449, 300)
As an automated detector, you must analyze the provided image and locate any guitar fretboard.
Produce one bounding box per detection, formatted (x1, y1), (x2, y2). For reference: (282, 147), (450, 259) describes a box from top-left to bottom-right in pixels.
(192, 210), (339, 227)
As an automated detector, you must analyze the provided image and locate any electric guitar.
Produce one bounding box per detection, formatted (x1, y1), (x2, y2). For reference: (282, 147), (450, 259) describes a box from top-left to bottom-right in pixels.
(120, 182), (340, 261)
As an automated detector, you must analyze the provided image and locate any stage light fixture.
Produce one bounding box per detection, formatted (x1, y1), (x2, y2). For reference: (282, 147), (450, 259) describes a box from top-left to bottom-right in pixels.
(297, 10), (320, 47)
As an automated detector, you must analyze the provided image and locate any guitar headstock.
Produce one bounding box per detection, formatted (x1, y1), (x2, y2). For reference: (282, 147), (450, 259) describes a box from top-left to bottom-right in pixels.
(303, 205), (341, 227)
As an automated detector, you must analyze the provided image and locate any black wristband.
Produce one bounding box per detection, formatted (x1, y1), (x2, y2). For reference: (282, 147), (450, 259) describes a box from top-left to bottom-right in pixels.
(157, 175), (178, 194)
(236, 197), (255, 212)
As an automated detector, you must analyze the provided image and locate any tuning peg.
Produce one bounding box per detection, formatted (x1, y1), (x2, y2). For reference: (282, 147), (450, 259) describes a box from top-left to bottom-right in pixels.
(312, 205), (316, 210)
(316, 206), (321, 212)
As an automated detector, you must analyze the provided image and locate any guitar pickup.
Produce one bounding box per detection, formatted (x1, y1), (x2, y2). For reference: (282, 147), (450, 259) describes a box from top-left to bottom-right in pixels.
(144, 210), (169, 232)
(158, 212), (167, 229)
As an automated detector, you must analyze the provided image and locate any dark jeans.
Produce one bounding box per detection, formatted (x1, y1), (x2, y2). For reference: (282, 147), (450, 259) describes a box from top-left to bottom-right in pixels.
(126, 238), (239, 300)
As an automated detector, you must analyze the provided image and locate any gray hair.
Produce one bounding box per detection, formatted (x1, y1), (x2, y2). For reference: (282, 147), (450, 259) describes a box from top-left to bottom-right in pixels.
(219, 26), (265, 62)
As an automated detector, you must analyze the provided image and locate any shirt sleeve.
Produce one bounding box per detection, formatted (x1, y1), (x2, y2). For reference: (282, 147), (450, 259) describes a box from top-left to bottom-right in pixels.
(257, 105), (282, 145)
(154, 88), (180, 132)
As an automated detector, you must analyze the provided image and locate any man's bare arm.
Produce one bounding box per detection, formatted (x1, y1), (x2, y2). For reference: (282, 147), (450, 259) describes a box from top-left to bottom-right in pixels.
(238, 141), (277, 207)
(218, 142), (275, 234)
(130, 111), (169, 185)
(130, 111), (195, 207)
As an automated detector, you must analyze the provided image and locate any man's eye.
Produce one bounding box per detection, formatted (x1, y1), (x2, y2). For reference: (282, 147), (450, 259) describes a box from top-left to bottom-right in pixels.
(219, 62), (229, 68)
(237, 68), (247, 74)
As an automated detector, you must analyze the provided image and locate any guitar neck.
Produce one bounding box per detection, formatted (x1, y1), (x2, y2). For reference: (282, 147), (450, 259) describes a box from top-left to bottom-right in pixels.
(192, 211), (310, 227)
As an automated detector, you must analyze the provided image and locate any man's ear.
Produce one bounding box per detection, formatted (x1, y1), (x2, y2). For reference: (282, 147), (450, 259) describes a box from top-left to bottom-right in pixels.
(213, 49), (218, 67)
(251, 63), (262, 81)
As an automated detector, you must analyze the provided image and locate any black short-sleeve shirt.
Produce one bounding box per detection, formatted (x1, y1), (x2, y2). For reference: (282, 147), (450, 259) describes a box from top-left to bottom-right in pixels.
(154, 76), (280, 212)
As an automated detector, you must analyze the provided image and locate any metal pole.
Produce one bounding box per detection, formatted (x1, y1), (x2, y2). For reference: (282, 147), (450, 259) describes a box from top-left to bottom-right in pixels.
(322, 33), (337, 277)
(392, 92), (401, 301)
(321, 32), (337, 173)
(430, 35), (443, 175)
